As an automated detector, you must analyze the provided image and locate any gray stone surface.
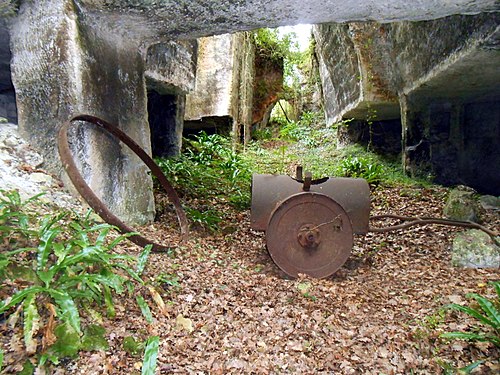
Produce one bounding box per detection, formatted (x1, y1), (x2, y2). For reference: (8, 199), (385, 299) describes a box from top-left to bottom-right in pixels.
(451, 229), (500, 269)
(7, 0), (196, 225)
(77, 0), (498, 43)
(480, 195), (500, 210)
(314, 14), (500, 123)
(3, 0), (499, 224)
(314, 13), (500, 195)
(443, 188), (481, 222)
(185, 34), (243, 121)
(185, 32), (256, 141)
(0, 122), (83, 211)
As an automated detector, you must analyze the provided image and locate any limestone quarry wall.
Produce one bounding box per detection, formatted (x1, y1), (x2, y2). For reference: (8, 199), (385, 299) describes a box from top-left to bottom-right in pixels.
(7, 0), (196, 224)
(2, 0), (499, 223)
(314, 13), (500, 194)
(184, 32), (283, 144)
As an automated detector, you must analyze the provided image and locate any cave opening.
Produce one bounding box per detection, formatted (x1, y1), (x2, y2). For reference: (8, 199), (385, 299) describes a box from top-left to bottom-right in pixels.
(0, 20), (17, 123)
(147, 90), (183, 158)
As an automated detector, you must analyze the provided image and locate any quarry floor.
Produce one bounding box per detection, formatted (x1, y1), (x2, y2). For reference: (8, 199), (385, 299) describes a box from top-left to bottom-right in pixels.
(69, 185), (499, 374)
(1, 123), (499, 374)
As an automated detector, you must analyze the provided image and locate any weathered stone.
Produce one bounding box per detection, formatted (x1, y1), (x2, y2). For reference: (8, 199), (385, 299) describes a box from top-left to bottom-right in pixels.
(29, 172), (53, 185)
(185, 32), (283, 141)
(0, 19), (16, 123)
(145, 40), (196, 158)
(0, 123), (82, 211)
(76, 1), (498, 43)
(480, 195), (500, 210)
(252, 48), (284, 125)
(443, 188), (481, 222)
(314, 13), (500, 195)
(185, 34), (245, 122)
(7, 0), (196, 225)
(451, 229), (500, 269)
(185, 33), (256, 141)
(145, 40), (197, 95)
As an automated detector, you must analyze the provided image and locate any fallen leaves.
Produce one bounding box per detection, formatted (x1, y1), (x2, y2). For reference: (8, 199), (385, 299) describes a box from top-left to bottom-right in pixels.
(175, 314), (194, 333)
(1, 185), (499, 373)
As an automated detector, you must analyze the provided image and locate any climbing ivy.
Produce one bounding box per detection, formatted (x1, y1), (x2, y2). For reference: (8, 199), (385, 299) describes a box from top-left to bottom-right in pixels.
(252, 27), (308, 90)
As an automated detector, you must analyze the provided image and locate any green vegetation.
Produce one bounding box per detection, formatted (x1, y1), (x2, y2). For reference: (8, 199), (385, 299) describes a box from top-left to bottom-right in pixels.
(0, 190), (152, 370)
(142, 336), (160, 375)
(0, 0), (18, 18)
(441, 281), (500, 348)
(252, 27), (315, 102)
(155, 132), (252, 231)
(252, 27), (303, 83)
(420, 281), (500, 373)
(155, 107), (429, 233)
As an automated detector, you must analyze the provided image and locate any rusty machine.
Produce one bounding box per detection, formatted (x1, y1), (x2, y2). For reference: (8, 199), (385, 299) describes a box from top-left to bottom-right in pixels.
(251, 168), (370, 279)
(59, 115), (498, 279)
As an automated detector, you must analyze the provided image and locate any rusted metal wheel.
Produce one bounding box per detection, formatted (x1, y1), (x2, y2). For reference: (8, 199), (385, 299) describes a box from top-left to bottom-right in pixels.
(58, 114), (188, 251)
(266, 192), (353, 278)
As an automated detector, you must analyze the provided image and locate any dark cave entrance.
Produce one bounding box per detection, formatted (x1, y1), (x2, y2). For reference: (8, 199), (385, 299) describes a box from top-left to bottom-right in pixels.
(0, 20), (17, 123)
(147, 90), (183, 158)
(183, 116), (233, 138)
(339, 118), (403, 156)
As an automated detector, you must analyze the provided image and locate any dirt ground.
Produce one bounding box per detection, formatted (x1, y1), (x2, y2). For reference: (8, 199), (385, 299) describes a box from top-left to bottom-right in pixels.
(51, 185), (499, 374)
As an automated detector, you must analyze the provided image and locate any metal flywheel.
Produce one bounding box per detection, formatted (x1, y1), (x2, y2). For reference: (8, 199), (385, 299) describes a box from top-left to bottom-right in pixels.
(266, 192), (353, 278)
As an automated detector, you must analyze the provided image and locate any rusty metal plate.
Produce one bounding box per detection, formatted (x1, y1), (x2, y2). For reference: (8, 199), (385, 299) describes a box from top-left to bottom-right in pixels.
(251, 174), (370, 234)
(266, 192), (353, 279)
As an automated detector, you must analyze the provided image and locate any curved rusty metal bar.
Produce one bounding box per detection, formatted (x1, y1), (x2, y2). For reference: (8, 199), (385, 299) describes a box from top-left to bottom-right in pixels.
(369, 214), (499, 245)
(58, 114), (189, 251)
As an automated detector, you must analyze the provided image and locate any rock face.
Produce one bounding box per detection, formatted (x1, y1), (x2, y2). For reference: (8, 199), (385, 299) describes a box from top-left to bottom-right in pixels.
(0, 122), (82, 211)
(7, 0), (196, 225)
(0, 20), (16, 123)
(185, 32), (283, 142)
(2, 0), (499, 224)
(314, 13), (500, 194)
(75, 1), (498, 42)
(185, 33), (255, 140)
(451, 230), (500, 269)
(145, 40), (197, 157)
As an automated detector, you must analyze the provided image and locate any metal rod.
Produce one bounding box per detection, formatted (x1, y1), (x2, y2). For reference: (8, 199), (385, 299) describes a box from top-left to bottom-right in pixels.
(369, 214), (499, 245)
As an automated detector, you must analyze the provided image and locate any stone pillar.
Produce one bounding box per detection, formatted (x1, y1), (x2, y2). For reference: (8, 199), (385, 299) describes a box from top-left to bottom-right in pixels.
(10, 0), (155, 224)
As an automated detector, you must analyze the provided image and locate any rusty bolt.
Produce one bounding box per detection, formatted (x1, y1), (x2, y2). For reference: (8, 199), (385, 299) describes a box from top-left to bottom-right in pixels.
(297, 224), (321, 249)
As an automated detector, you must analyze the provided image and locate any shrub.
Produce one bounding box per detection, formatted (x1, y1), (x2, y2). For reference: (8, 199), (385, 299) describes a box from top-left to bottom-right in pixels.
(156, 132), (252, 214)
(0, 191), (150, 368)
(338, 155), (384, 185)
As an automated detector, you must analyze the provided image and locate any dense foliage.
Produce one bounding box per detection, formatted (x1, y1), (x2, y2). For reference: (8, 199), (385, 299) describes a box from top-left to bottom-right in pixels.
(0, 190), (159, 372)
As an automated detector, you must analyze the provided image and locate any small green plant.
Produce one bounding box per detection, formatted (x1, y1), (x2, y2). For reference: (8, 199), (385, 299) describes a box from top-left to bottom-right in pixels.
(142, 336), (160, 375)
(186, 207), (223, 232)
(338, 155), (384, 185)
(122, 335), (160, 374)
(0, 189), (41, 244)
(440, 281), (500, 347)
(123, 336), (145, 356)
(0, 192), (151, 368)
(437, 358), (485, 375)
(155, 272), (181, 291)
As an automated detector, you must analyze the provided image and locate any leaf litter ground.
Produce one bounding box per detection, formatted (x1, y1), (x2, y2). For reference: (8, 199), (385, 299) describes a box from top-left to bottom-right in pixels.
(3, 185), (499, 374)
